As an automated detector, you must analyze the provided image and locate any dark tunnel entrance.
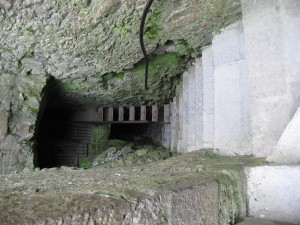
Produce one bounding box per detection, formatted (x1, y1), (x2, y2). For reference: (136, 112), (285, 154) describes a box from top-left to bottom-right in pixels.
(34, 77), (87, 169)
(34, 78), (168, 168)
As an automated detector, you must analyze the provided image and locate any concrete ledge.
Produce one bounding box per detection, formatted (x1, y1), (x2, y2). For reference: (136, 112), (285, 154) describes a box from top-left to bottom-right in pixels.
(237, 217), (295, 225)
(245, 165), (300, 224)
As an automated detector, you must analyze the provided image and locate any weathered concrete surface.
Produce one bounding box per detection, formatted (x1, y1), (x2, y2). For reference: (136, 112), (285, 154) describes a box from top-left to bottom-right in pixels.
(195, 58), (204, 151)
(212, 22), (246, 67)
(175, 60), (204, 153)
(267, 106), (300, 164)
(245, 166), (300, 224)
(0, 151), (257, 225)
(242, 0), (300, 157)
(213, 22), (251, 156)
(202, 47), (214, 149)
(237, 217), (295, 225)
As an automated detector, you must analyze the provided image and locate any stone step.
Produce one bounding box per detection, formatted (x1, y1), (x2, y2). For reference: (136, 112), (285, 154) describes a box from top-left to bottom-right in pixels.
(236, 218), (295, 225)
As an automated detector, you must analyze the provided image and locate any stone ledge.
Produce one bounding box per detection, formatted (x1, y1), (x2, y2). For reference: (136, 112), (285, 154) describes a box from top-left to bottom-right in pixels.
(0, 151), (259, 225)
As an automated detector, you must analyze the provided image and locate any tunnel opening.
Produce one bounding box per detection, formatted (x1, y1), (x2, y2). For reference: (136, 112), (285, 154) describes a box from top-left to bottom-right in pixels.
(33, 77), (170, 169)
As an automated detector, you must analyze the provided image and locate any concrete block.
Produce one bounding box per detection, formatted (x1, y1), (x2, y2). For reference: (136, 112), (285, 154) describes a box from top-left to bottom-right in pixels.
(214, 60), (252, 155)
(237, 217), (295, 225)
(242, 0), (300, 156)
(188, 65), (196, 151)
(282, 0), (300, 112)
(202, 47), (214, 148)
(182, 71), (189, 152)
(177, 83), (184, 152)
(212, 21), (246, 67)
(170, 99), (178, 152)
(245, 166), (300, 224)
(195, 58), (204, 150)
(267, 106), (300, 164)
(0, 112), (8, 137)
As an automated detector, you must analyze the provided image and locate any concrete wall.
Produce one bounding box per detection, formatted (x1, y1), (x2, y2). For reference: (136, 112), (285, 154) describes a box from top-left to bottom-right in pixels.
(267, 106), (300, 164)
(245, 166), (300, 224)
(173, 62), (204, 153)
(202, 48), (214, 149)
(213, 21), (252, 156)
(242, 0), (300, 157)
(170, 1), (300, 161)
(156, 2), (300, 224)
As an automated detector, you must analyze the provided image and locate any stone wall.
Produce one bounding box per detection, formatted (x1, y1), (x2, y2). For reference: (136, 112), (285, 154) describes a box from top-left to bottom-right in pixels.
(0, 73), (46, 174)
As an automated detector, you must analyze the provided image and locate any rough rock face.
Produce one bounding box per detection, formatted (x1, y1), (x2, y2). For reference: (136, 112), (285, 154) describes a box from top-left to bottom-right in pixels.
(0, 151), (256, 225)
(0, 0), (241, 173)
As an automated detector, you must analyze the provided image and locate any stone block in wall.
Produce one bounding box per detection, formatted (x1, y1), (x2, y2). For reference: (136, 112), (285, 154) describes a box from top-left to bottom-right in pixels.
(267, 106), (300, 164)
(194, 58), (204, 150)
(0, 112), (8, 137)
(242, 0), (300, 156)
(177, 83), (184, 152)
(187, 65), (197, 151)
(245, 165), (300, 224)
(170, 98), (178, 151)
(202, 47), (214, 149)
(181, 71), (189, 152)
(214, 60), (251, 155)
(212, 21), (246, 67)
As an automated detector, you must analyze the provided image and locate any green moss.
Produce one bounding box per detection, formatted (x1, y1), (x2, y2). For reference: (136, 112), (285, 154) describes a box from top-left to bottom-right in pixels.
(78, 125), (110, 169)
(143, 1), (168, 43)
(175, 39), (194, 56)
(113, 72), (125, 80)
(29, 124), (35, 133)
(113, 24), (132, 40)
(29, 107), (39, 116)
(78, 158), (93, 169)
(130, 52), (183, 83)
(55, 0), (61, 6)
(23, 26), (33, 34)
(59, 80), (88, 93)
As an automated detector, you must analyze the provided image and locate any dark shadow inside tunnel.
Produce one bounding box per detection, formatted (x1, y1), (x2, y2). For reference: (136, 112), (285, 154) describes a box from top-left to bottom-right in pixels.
(33, 78), (164, 168)
(34, 77), (77, 169)
(109, 123), (149, 142)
